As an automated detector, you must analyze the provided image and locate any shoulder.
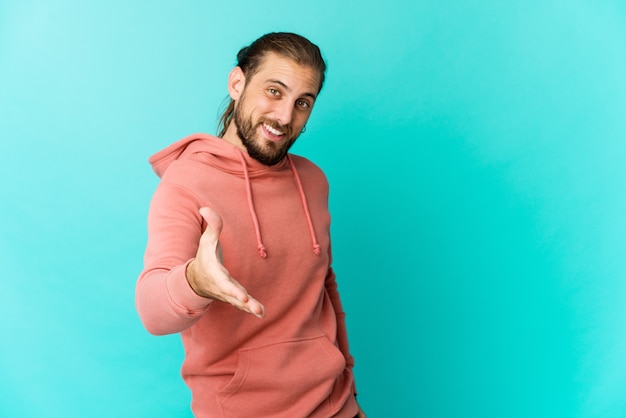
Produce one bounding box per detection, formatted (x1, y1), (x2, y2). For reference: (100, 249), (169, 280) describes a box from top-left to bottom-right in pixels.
(288, 154), (330, 197)
(161, 158), (210, 187)
(157, 154), (224, 206)
(288, 154), (327, 178)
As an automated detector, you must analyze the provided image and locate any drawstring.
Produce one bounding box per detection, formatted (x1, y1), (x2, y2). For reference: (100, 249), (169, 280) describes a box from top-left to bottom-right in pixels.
(287, 155), (321, 255)
(236, 150), (321, 257)
(236, 150), (268, 258)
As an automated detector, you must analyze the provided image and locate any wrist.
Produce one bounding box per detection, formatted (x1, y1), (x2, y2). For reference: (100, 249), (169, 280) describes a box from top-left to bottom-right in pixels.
(185, 259), (201, 295)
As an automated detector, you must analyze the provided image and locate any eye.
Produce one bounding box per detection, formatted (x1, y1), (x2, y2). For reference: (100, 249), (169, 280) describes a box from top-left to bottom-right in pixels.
(296, 99), (310, 109)
(268, 88), (280, 96)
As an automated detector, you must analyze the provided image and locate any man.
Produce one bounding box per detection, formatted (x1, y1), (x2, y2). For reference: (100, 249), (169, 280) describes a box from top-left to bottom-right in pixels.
(136, 32), (365, 418)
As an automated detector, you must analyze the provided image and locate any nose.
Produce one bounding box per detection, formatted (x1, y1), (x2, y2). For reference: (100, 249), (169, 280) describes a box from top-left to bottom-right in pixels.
(274, 100), (294, 126)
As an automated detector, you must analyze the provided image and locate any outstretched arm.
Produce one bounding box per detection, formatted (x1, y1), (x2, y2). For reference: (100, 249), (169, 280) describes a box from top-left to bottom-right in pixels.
(136, 183), (263, 335)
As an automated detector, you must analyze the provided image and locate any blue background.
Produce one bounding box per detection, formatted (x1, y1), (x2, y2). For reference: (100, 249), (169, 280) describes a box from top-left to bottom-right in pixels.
(1, 1), (625, 417)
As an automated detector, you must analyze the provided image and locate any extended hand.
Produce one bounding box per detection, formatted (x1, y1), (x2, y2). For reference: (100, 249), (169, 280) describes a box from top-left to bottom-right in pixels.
(186, 207), (266, 318)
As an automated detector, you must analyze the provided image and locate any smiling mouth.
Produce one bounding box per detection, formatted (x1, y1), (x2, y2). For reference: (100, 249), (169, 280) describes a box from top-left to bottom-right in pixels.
(262, 123), (287, 141)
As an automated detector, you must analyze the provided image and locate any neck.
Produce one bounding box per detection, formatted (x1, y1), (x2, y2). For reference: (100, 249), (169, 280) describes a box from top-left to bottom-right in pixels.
(221, 123), (246, 152)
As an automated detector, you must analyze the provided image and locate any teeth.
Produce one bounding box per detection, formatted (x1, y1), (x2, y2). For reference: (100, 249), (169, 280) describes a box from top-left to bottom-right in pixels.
(264, 123), (283, 136)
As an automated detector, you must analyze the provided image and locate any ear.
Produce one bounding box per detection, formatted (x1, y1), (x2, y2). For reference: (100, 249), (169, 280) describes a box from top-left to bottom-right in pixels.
(227, 66), (246, 101)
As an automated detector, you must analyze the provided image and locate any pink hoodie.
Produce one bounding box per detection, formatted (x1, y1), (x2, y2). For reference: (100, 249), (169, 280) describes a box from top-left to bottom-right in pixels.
(136, 133), (357, 418)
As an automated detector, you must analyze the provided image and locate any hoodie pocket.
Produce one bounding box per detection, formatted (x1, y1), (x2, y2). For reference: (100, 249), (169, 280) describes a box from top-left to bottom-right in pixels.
(216, 335), (346, 418)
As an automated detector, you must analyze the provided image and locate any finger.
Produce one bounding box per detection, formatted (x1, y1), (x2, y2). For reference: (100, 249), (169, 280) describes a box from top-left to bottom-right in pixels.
(221, 276), (250, 303)
(229, 296), (266, 319)
(245, 296), (266, 319)
(204, 267), (264, 318)
(220, 278), (266, 318)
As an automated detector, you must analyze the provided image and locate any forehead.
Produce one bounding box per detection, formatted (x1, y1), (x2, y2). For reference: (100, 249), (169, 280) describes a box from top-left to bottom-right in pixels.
(249, 52), (321, 95)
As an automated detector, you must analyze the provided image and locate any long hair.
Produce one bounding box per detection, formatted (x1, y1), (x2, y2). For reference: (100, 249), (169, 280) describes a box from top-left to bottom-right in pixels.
(217, 32), (327, 137)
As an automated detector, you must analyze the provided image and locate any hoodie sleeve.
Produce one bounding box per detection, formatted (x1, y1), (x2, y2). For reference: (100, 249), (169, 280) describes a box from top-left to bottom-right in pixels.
(325, 263), (358, 397)
(136, 181), (213, 335)
(324, 263), (355, 370)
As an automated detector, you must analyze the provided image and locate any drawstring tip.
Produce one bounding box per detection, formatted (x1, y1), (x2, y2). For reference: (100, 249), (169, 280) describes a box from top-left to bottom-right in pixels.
(258, 246), (268, 258)
(313, 245), (321, 255)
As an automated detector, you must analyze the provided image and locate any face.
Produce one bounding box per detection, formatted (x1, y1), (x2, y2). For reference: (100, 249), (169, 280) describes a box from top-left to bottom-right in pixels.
(227, 52), (321, 166)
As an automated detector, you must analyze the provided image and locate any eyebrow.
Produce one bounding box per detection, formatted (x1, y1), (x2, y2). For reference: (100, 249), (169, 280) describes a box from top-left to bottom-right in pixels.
(267, 79), (317, 100)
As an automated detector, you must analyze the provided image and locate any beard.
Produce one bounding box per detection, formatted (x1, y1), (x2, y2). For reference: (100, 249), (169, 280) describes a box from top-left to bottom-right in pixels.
(233, 99), (299, 166)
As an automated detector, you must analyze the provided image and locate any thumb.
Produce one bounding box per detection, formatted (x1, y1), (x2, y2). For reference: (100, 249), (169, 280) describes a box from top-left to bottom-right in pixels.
(199, 207), (223, 236)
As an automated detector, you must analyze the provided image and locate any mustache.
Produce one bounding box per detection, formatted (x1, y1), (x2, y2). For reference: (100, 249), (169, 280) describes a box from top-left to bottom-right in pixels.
(258, 118), (293, 137)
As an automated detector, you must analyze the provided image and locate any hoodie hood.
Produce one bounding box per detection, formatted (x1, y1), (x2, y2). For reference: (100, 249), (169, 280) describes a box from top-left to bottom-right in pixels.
(148, 133), (320, 258)
(149, 133), (289, 179)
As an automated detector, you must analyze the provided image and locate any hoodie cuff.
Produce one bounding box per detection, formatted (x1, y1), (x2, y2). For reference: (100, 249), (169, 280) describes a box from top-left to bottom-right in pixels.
(165, 259), (214, 313)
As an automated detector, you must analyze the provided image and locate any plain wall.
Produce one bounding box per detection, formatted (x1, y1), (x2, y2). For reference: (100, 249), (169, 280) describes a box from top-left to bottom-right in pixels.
(1, 0), (625, 417)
